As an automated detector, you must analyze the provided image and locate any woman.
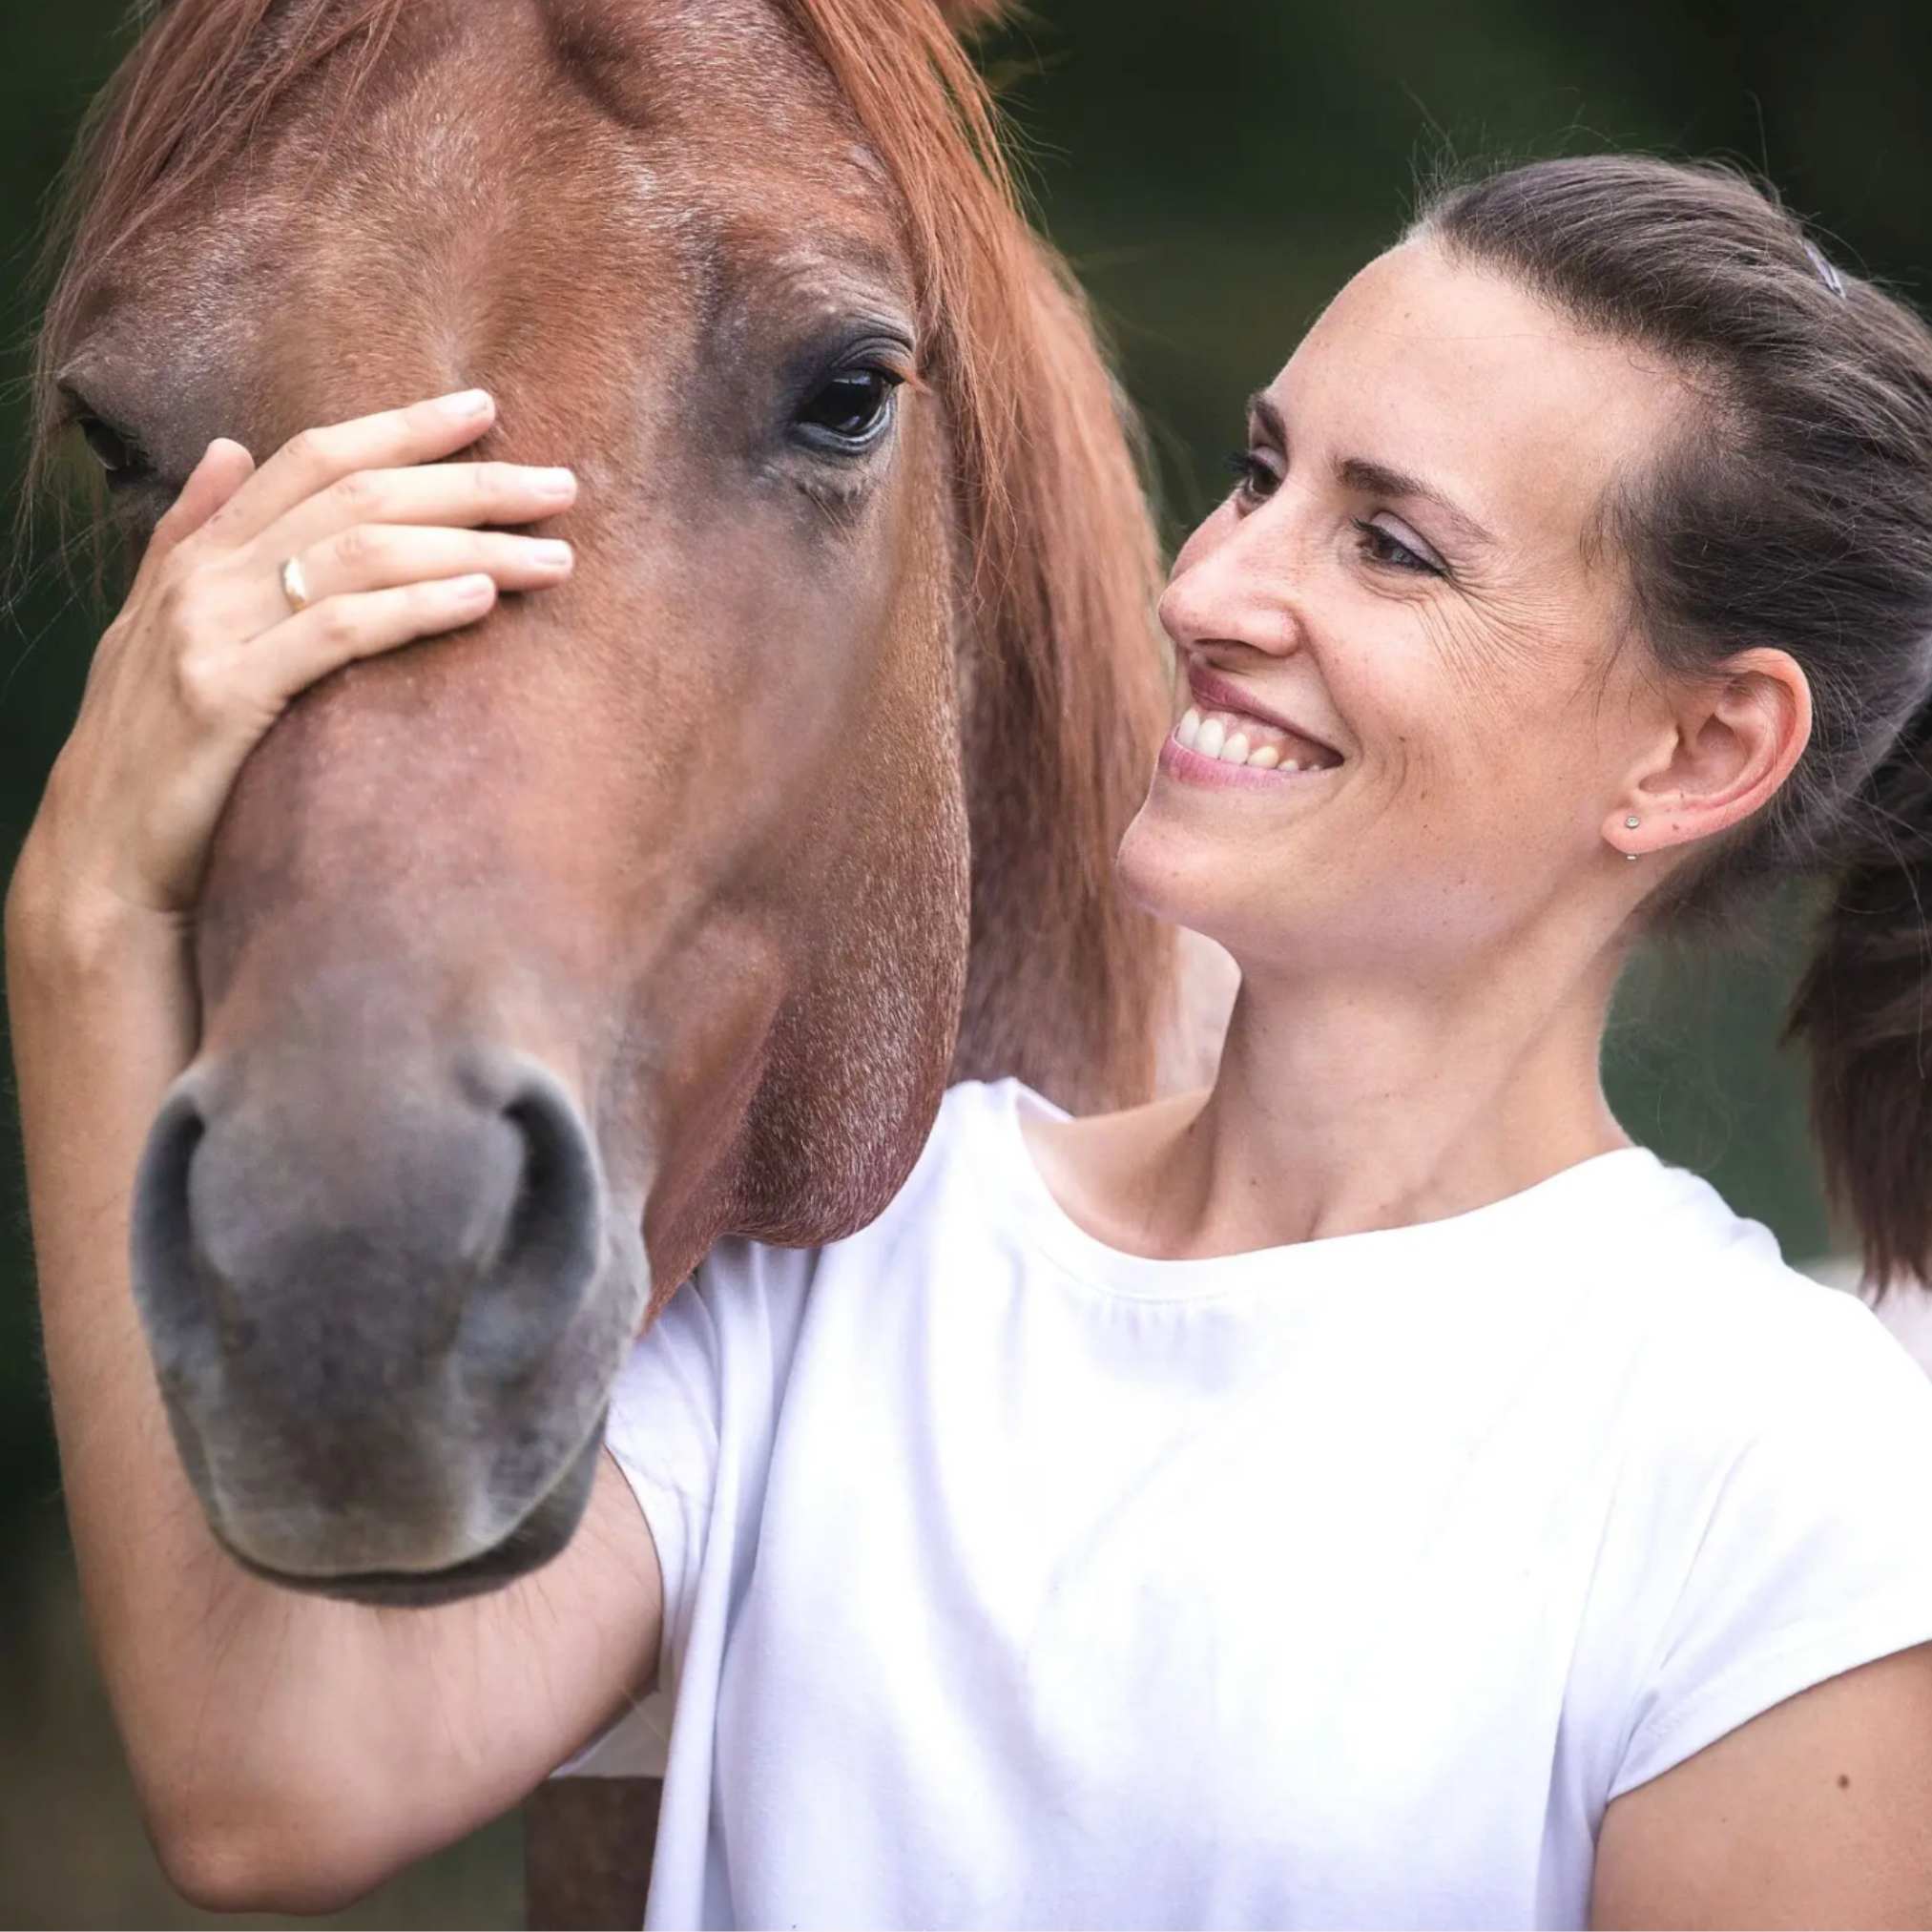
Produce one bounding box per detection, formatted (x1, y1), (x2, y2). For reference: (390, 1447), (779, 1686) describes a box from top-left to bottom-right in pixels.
(11, 155), (1932, 1927)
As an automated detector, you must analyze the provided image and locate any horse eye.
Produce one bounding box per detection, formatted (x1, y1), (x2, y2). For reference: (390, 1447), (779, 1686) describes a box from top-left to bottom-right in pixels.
(794, 368), (901, 449)
(76, 413), (152, 485)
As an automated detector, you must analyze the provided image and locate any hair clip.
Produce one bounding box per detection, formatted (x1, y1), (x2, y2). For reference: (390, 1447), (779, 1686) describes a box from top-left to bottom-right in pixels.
(1802, 240), (1847, 299)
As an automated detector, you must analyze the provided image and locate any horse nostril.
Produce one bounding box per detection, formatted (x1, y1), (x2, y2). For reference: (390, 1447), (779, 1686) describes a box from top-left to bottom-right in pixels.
(130, 1082), (218, 1382)
(130, 1052), (605, 1395)
(504, 1077), (602, 1280)
(455, 1061), (606, 1375)
(122, 1049), (612, 1576)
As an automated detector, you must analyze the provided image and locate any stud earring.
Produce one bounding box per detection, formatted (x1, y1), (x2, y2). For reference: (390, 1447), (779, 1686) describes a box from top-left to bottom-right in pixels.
(1622, 814), (1641, 862)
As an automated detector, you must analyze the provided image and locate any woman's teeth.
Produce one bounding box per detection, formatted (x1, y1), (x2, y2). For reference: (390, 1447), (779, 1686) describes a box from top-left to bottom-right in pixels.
(1173, 707), (1335, 773)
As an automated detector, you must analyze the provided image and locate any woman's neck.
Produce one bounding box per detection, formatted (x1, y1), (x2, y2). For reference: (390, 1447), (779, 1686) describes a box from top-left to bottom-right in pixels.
(1025, 939), (1633, 1263)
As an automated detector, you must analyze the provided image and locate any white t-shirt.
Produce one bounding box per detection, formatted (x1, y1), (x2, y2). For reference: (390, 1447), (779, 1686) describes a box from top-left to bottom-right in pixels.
(563, 1077), (1932, 1929)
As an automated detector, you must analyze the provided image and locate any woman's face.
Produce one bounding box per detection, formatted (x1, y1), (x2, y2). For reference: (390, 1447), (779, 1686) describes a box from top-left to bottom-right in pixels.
(1117, 239), (1692, 979)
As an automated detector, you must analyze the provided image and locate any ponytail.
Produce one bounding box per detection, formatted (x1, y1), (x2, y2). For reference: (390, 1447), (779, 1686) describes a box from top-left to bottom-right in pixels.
(1786, 690), (1932, 1297)
(1413, 156), (1932, 1290)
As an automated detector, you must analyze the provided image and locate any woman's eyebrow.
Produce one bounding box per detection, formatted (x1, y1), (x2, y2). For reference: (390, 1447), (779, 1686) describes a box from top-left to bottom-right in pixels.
(1245, 391), (1287, 447)
(1336, 455), (1497, 551)
(1243, 393), (1498, 552)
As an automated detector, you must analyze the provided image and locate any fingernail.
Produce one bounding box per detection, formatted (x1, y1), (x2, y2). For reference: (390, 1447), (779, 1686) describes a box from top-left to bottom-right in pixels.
(531, 540), (573, 568)
(532, 467), (576, 499)
(452, 573), (495, 601)
(437, 388), (492, 419)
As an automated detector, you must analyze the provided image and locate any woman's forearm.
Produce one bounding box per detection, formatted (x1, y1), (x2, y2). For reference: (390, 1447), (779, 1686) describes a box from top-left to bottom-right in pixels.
(6, 857), (662, 1913)
(4, 862), (330, 1883)
(1, 403), (650, 1911)
(2, 858), (484, 1915)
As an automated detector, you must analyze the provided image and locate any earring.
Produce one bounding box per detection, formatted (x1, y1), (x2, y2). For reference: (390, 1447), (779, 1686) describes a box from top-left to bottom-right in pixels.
(1623, 814), (1640, 862)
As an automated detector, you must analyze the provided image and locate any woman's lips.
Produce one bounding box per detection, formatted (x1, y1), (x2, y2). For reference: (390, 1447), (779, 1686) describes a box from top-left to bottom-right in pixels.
(1183, 665), (1343, 764)
(1173, 706), (1343, 772)
(1157, 713), (1344, 792)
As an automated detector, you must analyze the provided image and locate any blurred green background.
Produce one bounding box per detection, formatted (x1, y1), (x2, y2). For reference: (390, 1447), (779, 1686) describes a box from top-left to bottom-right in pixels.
(4, 0), (1924, 1922)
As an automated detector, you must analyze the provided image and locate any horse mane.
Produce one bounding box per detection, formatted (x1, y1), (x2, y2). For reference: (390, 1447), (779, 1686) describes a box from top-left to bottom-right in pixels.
(31, 0), (1178, 1114)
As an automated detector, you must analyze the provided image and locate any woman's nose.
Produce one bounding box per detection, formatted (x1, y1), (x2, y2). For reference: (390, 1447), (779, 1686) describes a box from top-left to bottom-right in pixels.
(1158, 509), (1304, 659)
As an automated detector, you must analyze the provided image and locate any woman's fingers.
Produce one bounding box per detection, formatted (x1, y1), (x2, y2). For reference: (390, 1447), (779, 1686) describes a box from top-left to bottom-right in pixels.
(215, 526), (574, 637)
(197, 388), (503, 551)
(239, 574), (506, 708)
(82, 442), (260, 701)
(26, 386), (585, 925)
(247, 457), (579, 572)
(308, 524), (576, 597)
(140, 439), (258, 577)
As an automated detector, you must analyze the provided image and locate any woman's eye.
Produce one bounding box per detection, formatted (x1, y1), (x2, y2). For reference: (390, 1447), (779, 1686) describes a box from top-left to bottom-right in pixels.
(75, 414), (153, 488)
(1353, 517), (1442, 577)
(1225, 450), (1278, 504)
(794, 368), (903, 450)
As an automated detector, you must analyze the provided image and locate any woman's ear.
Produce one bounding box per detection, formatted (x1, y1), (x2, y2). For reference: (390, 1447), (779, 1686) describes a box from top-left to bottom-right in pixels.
(934, 0), (1016, 34)
(1609, 647), (1814, 859)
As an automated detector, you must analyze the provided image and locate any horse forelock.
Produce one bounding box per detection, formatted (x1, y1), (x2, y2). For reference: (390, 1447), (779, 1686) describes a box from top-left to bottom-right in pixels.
(35, 0), (1177, 1112)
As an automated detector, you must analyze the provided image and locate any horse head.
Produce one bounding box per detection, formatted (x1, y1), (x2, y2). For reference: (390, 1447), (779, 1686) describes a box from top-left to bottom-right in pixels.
(34, 0), (1178, 1601)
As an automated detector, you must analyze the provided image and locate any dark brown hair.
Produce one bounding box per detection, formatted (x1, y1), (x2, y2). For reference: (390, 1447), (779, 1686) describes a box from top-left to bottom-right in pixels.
(1415, 156), (1932, 1293)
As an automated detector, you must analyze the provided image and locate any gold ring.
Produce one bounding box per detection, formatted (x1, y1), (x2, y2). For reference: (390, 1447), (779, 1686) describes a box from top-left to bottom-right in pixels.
(280, 555), (312, 614)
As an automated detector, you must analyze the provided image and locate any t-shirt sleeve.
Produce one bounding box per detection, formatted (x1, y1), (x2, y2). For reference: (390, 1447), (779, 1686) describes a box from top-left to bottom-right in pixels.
(603, 1267), (732, 1682)
(548, 1236), (817, 1777)
(1609, 1285), (1932, 1800)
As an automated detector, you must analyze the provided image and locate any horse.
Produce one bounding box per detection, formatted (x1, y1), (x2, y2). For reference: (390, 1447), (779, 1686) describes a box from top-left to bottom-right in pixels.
(31, 0), (1229, 1918)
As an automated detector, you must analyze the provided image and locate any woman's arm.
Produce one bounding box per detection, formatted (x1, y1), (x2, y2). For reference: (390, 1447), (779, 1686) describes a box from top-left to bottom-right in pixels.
(8, 884), (662, 1912)
(6, 396), (662, 1914)
(1590, 1640), (1932, 1928)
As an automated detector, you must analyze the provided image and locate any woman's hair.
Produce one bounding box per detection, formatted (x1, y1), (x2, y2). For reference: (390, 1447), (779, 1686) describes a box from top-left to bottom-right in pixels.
(1411, 156), (1932, 1293)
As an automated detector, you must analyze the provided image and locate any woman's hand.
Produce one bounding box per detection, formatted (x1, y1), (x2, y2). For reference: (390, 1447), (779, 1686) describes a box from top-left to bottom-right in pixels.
(6, 386), (577, 960)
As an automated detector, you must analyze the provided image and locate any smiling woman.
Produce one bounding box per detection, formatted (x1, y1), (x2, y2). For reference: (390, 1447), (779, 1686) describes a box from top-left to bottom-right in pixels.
(12, 7), (1932, 1922)
(578, 154), (1932, 1928)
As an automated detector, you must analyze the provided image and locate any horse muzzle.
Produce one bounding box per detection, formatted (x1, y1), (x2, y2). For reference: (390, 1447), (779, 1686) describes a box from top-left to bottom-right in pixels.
(129, 1042), (646, 1594)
